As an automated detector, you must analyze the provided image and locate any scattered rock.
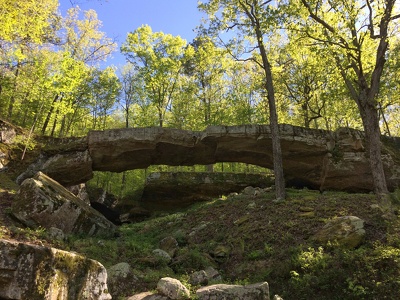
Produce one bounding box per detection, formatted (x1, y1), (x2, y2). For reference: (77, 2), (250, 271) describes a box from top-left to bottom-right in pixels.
(157, 277), (190, 299)
(11, 172), (117, 237)
(234, 214), (250, 226)
(108, 262), (138, 298)
(189, 267), (221, 286)
(299, 206), (314, 212)
(153, 249), (172, 263)
(242, 186), (264, 196)
(108, 262), (131, 279)
(189, 221), (210, 237)
(127, 292), (168, 300)
(212, 244), (231, 261)
(190, 270), (208, 286)
(313, 216), (365, 248)
(48, 227), (65, 241)
(0, 239), (111, 300)
(204, 267), (222, 283)
(247, 201), (257, 209)
(159, 236), (179, 257)
(299, 211), (315, 218)
(196, 282), (269, 300)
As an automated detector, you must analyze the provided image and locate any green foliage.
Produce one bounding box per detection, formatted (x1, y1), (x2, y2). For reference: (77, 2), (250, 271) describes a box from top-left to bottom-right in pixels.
(121, 25), (188, 127)
(0, 0), (59, 45)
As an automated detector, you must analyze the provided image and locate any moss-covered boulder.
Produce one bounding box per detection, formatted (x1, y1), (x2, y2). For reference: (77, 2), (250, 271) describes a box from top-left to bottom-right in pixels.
(0, 239), (111, 300)
(313, 216), (365, 248)
(11, 172), (117, 237)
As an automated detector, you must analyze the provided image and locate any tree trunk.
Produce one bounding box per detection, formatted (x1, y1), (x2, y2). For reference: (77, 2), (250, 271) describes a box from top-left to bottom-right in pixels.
(359, 102), (388, 195)
(256, 30), (286, 200)
(42, 94), (59, 134)
(8, 63), (21, 119)
(50, 109), (59, 137)
(125, 108), (129, 128)
(59, 115), (66, 137)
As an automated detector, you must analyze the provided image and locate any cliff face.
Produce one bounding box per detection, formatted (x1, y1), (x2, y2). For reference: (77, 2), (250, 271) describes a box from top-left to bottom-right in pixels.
(12, 124), (400, 192)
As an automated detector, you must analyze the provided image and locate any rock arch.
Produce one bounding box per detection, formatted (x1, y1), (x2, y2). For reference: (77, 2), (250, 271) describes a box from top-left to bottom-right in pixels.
(16, 124), (400, 192)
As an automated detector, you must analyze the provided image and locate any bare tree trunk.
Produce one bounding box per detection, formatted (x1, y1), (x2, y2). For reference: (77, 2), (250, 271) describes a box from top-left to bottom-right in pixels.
(50, 109), (59, 137)
(8, 63), (21, 119)
(42, 94), (60, 134)
(59, 115), (66, 137)
(256, 32), (286, 200)
(360, 102), (388, 195)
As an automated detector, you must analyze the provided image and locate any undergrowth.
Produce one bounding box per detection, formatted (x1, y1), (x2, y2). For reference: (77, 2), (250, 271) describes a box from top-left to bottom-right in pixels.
(59, 188), (400, 299)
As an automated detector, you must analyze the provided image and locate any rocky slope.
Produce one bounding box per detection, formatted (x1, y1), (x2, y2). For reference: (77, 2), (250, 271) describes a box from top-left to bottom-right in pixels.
(1, 120), (400, 299)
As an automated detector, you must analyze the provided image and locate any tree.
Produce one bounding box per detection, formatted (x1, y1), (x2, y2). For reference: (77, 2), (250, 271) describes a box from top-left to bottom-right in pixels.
(121, 25), (188, 127)
(199, 0), (286, 200)
(184, 36), (232, 128)
(0, 0), (60, 44)
(63, 7), (116, 65)
(41, 7), (117, 135)
(291, 0), (400, 196)
(88, 67), (120, 130)
(0, 0), (60, 120)
(118, 64), (147, 128)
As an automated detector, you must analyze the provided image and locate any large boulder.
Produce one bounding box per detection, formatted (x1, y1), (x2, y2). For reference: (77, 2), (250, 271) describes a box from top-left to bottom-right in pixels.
(313, 216), (366, 248)
(196, 282), (270, 300)
(0, 239), (111, 300)
(157, 277), (190, 299)
(11, 172), (117, 237)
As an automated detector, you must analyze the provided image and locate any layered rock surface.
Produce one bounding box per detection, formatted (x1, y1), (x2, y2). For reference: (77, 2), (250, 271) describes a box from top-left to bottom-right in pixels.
(11, 172), (117, 237)
(140, 172), (274, 211)
(17, 124), (400, 192)
(0, 239), (111, 300)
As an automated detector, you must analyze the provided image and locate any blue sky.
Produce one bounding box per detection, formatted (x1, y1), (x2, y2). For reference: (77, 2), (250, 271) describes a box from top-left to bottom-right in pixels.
(59, 0), (205, 67)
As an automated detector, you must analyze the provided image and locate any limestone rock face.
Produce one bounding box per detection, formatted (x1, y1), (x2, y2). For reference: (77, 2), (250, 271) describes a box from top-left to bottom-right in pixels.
(0, 239), (111, 300)
(196, 282), (270, 300)
(11, 172), (117, 237)
(141, 172), (273, 211)
(85, 125), (400, 192)
(19, 124), (400, 192)
(16, 150), (93, 186)
(313, 216), (366, 248)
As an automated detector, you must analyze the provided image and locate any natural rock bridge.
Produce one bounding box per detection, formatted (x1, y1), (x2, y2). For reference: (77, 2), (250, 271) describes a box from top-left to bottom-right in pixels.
(18, 124), (400, 192)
